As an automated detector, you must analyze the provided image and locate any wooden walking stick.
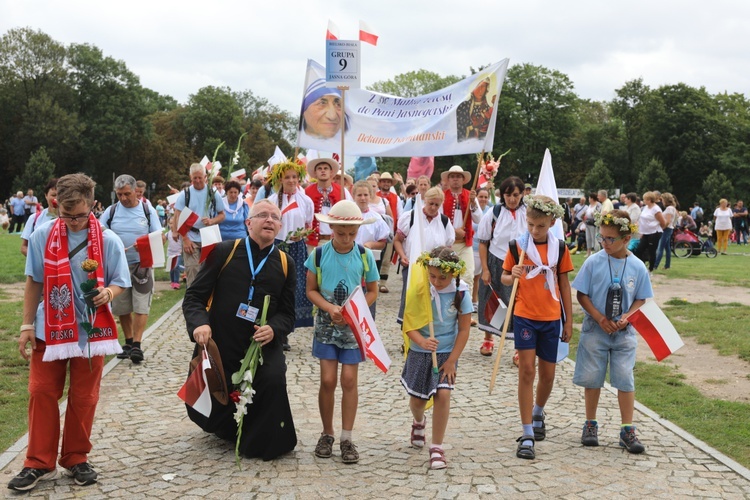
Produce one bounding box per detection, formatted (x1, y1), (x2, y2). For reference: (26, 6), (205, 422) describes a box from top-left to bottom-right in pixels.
(461, 150), (485, 232)
(488, 249), (525, 395)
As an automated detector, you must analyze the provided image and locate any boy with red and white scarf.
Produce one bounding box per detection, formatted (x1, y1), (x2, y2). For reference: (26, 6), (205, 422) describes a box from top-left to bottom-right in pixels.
(10, 174), (130, 492)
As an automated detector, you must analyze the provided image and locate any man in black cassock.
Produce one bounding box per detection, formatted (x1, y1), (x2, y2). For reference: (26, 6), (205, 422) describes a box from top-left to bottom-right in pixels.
(183, 199), (297, 460)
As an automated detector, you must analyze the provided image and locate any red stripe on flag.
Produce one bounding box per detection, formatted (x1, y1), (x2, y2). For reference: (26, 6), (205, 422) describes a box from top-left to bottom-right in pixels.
(628, 302), (683, 361)
(359, 30), (378, 45)
(281, 200), (298, 216)
(177, 210), (199, 237)
(136, 233), (154, 268)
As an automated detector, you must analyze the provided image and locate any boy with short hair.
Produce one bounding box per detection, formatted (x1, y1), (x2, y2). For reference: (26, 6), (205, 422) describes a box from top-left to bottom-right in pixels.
(572, 209), (653, 453)
(502, 195), (573, 460)
(305, 200), (379, 464)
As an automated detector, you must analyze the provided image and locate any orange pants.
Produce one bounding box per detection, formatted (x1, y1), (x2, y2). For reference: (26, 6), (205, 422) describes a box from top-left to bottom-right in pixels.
(25, 341), (103, 470)
(715, 229), (731, 253)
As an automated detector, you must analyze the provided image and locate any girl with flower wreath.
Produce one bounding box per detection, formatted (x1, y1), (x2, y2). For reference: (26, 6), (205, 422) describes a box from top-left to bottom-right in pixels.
(400, 246), (473, 470)
(267, 161), (315, 333)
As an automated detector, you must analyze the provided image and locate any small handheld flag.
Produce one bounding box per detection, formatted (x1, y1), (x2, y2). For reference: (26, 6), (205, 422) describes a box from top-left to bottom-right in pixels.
(628, 301), (684, 361)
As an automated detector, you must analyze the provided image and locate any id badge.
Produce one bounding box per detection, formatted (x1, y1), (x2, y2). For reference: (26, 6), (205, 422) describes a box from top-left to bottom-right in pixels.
(236, 303), (260, 322)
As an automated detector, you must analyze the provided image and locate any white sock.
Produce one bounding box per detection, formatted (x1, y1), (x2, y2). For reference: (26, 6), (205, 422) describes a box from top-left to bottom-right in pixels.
(340, 429), (352, 442)
(532, 405), (544, 427)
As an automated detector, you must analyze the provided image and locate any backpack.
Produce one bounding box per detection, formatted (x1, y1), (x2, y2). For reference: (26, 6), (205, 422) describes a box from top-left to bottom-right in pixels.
(184, 187), (217, 218)
(489, 203), (504, 235)
(106, 201), (151, 228)
(508, 239), (567, 272)
(409, 209), (449, 230)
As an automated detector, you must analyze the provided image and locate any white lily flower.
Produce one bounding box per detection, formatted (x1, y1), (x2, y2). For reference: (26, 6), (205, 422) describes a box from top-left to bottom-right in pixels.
(243, 370), (253, 383)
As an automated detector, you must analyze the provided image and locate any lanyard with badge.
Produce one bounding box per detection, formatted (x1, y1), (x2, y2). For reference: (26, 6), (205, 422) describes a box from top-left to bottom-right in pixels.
(236, 237), (274, 323)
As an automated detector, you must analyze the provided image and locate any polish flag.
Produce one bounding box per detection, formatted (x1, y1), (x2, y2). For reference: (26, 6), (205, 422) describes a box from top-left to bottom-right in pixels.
(135, 231), (165, 268)
(200, 155), (211, 173)
(477, 173), (489, 189)
(359, 20), (378, 46)
(177, 348), (212, 417)
(326, 20), (340, 40)
(230, 168), (246, 180)
(267, 146), (286, 167)
(628, 301), (685, 361)
(177, 208), (199, 237)
(165, 254), (179, 271)
(484, 286), (507, 331)
(199, 225), (222, 263)
(342, 287), (391, 373)
(281, 200), (298, 217)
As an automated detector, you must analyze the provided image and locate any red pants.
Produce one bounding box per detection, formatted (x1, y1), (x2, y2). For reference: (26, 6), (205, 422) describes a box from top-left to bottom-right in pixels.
(25, 341), (103, 470)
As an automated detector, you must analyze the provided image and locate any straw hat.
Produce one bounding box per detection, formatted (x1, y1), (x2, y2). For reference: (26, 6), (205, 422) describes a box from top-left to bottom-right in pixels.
(307, 157), (340, 179)
(315, 200), (375, 226)
(333, 172), (354, 185)
(440, 165), (471, 184)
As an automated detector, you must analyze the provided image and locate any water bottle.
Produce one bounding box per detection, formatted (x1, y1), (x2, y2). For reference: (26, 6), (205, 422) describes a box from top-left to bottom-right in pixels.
(606, 277), (622, 319)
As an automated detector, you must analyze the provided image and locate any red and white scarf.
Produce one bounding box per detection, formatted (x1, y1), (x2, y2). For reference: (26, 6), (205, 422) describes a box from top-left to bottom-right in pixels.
(43, 214), (120, 361)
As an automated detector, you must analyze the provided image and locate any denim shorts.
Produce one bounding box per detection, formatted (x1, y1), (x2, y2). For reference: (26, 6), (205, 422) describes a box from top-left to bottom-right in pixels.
(573, 323), (637, 392)
(513, 316), (562, 364)
(312, 338), (364, 365)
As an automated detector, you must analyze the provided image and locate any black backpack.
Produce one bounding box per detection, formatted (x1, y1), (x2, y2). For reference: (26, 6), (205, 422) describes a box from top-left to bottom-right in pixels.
(409, 209), (449, 230)
(106, 201), (151, 228)
(184, 187), (217, 218)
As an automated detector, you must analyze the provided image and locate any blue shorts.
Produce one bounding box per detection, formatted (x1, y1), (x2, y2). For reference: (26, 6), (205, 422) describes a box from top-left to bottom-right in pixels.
(573, 325), (637, 392)
(312, 338), (364, 365)
(513, 316), (562, 364)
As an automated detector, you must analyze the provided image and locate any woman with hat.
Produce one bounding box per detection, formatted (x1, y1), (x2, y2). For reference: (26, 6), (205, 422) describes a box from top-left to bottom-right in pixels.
(268, 160), (315, 332)
(304, 200), (380, 464)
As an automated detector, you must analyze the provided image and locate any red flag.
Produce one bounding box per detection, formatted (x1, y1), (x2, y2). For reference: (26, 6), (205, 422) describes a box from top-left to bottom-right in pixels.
(477, 173), (489, 189)
(135, 231), (165, 268)
(177, 208), (199, 237)
(326, 20), (340, 40)
(359, 20), (378, 46)
(342, 287), (391, 373)
(199, 225), (222, 263)
(484, 287), (507, 332)
(628, 301), (685, 361)
(177, 349), (212, 417)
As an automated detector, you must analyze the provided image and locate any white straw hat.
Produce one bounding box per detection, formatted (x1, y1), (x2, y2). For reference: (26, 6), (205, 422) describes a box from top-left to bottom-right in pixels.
(314, 200), (375, 226)
(440, 165), (471, 184)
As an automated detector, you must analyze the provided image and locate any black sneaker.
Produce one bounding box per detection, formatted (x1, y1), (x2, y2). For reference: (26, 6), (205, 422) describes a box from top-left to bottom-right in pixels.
(129, 346), (144, 364)
(65, 462), (97, 486)
(532, 412), (546, 441)
(619, 426), (645, 454)
(117, 344), (132, 359)
(581, 420), (599, 446)
(7, 467), (56, 491)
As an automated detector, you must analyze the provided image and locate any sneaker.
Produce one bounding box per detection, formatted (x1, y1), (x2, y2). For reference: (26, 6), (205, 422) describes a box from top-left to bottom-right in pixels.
(7, 467), (56, 491)
(532, 412), (546, 441)
(619, 426), (645, 454)
(117, 344), (132, 360)
(314, 434), (335, 458)
(129, 346), (144, 364)
(171, 282), (180, 289)
(340, 439), (359, 464)
(581, 420), (599, 446)
(65, 462), (97, 486)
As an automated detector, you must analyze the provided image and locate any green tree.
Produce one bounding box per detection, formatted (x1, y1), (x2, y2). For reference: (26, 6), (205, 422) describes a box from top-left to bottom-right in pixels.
(368, 69), (461, 97)
(582, 159), (615, 196)
(14, 146), (56, 196)
(182, 86), (244, 163)
(611, 79), (651, 180)
(636, 158), (672, 194)
(699, 170), (734, 210)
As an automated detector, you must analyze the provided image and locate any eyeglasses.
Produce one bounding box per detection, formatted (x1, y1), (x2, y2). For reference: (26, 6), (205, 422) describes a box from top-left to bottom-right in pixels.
(59, 211), (91, 223)
(252, 212), (281, 222)
(596, 234), (625, 245)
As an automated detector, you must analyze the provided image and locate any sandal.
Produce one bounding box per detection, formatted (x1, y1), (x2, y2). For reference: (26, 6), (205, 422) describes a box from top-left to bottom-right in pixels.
(429, 446), (447, 470)
(516, 435), (536, 460)
(479, 340), (494, 356)
(512, 351), (520, 367)
(379, 285), (389, 293)
(410, 417), (426, 448)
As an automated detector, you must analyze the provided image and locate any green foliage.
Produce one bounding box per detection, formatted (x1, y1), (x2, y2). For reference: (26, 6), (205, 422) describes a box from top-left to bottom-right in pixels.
(636, 157), (673, 194)
(700, 169), (734, 209)
(13, 146), (56, 196)
(367, 69), (461, 97)
(581, 159), (614, 195)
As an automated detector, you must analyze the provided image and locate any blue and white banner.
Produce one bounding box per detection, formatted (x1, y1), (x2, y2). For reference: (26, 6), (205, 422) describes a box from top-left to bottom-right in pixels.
(297, 59), (509, 157)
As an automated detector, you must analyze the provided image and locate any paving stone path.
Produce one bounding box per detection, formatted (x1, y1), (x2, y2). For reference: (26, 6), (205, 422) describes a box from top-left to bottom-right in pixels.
(3, 276), (750, 498)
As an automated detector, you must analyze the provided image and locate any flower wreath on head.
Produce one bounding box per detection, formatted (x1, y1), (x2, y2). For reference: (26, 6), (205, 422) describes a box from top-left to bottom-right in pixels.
(523, 195), (565, 219)
(268, 160), (308, 189)
(416, 251), (466, 278)
(594, 212), (638, 234)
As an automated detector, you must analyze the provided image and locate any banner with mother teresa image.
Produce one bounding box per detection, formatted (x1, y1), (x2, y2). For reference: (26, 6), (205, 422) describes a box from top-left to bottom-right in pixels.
(297, 58), (509, 157)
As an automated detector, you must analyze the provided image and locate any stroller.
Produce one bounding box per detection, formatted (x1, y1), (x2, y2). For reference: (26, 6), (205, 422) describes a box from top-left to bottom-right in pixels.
(672, 227), (718, 258)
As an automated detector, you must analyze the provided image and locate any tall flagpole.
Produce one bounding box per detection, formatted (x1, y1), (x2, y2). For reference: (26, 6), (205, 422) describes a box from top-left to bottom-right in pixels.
(338, 85), (349, 201)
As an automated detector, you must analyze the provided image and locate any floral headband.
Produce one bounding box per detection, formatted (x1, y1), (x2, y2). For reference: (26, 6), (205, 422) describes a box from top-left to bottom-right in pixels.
(416, 251), (466, 277)
(523, 195), (565, 219)
(269, 160), (307, 189)
(594, 212), (638, 233)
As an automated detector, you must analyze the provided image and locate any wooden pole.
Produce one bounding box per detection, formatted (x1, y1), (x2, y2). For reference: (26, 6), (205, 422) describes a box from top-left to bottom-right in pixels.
(338, 85), (349, 201)
(428, 322), (439, 374)
(462, 150), (484, 231)
(488, 249), (525, 395)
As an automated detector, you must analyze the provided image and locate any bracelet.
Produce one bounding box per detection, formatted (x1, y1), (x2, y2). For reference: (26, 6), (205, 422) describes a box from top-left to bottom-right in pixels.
(104, 287), (114, 303)
(20, 324), (35, 332)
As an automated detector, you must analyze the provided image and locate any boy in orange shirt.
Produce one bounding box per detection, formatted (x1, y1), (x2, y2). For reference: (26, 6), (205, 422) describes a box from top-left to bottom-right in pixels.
(502, 195), (573, 460)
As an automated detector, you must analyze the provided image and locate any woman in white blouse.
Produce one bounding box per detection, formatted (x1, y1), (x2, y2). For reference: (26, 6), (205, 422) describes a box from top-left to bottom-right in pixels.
(713, 198), (733, 255)
(635, 191), (667, 272)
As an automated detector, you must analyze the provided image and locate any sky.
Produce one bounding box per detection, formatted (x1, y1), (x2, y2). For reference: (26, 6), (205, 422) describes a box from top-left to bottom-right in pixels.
(2, 0), (749, 115)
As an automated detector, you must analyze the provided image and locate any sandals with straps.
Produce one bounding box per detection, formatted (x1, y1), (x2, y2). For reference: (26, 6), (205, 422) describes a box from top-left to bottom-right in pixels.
(429, 447), (447, 470)
(479, 340), (494, 356)
(411, 418), (426, 448)
(516, 435), (536, 460)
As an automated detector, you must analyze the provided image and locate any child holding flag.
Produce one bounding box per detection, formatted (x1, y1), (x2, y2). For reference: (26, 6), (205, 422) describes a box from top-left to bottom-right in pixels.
(502, 195), (573, 460)
(400, 246), (472, 470)
(305, 200), (379, 464)
(572, 210), (652, 453)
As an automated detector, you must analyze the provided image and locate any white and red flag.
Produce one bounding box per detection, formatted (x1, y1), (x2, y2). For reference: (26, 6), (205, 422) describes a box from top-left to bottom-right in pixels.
(267, 146), (287, 168)
(199, 225), (222, 263)
(177, 348), (212, 417)
(628, 301), (685, 361)
(230, 168), (246, 180)
(135, 230), (165, 268)
(281, 200), (298, 217)
(326, 20), (340, 40)
(484, 286), (507, 331)
(177, 207), (199, 237)
(359, 20), (378, 46)
(342, 287), (391, 373)
(165, 254), (179, 271)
